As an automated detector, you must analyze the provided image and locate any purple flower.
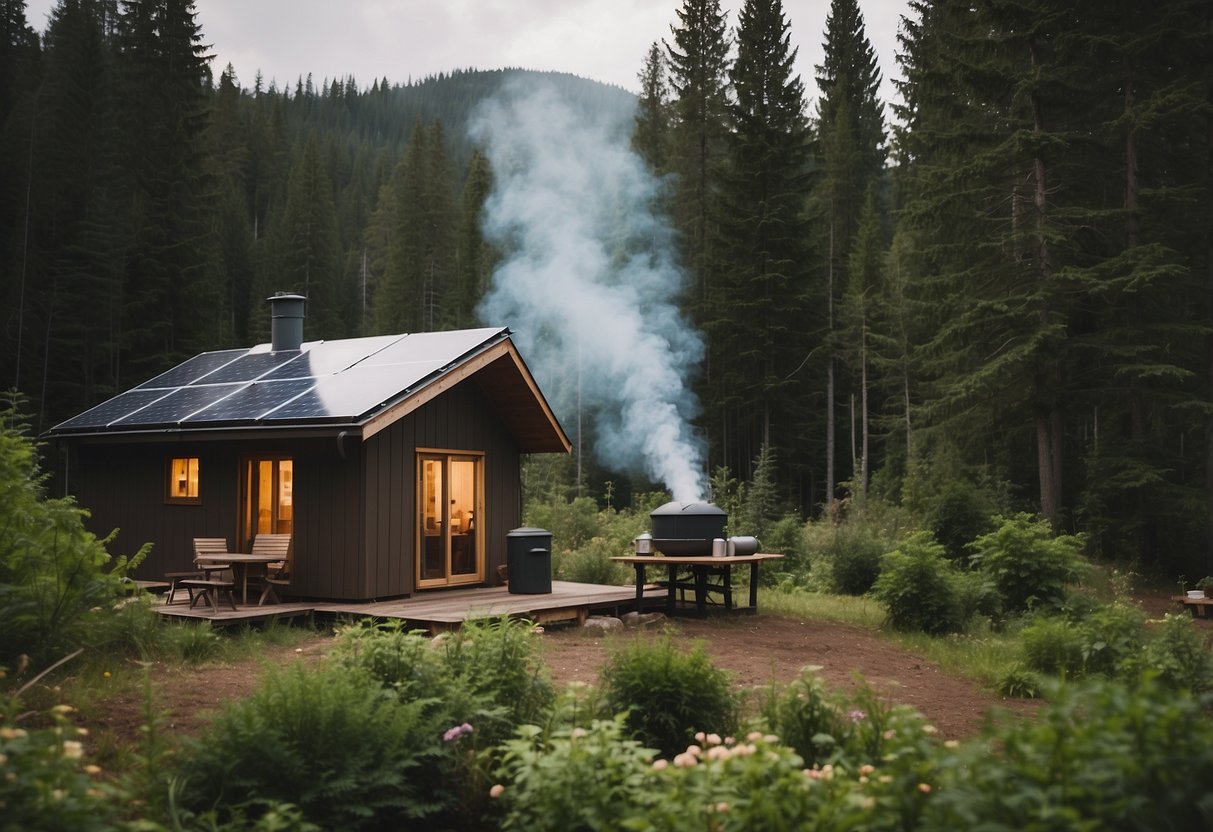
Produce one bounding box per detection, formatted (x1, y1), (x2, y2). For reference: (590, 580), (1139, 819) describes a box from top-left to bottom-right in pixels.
(848, 709), (867, 723)
(443, 722), (474, 743)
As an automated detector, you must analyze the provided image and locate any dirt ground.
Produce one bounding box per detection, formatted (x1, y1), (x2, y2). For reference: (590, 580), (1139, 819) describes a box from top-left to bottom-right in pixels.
(80, 589), (1206, 752)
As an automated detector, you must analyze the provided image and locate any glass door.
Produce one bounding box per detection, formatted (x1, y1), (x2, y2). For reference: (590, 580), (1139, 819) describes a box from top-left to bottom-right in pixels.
(417, 452), (483, 587)
(241, 457), (293, 552)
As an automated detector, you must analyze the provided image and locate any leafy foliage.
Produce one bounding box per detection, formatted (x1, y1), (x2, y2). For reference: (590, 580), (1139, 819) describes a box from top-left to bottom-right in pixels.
(599, 635), (738, 758)
(873, 532), (967, 634)
(0, 394), (149, 671)
(176, 663), (447, 830)
(968, 514), (1087, 615)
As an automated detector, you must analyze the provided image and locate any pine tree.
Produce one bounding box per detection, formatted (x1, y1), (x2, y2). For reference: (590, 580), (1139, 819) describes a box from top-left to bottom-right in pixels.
(632, 41), (671, 174)
(811, 0), (887, 509)
(715, 0), (812, 489)
(456, 148), (494, 327)
(841, 185), (882, 496)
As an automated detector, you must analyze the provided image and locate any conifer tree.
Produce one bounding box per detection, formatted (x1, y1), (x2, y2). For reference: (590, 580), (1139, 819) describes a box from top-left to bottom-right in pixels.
(716, 0), (812, 486)
(632, 41), (671, 174)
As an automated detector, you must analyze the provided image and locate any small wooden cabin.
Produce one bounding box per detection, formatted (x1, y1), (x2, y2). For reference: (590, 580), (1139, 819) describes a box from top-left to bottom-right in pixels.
(46, 295), (570, 601)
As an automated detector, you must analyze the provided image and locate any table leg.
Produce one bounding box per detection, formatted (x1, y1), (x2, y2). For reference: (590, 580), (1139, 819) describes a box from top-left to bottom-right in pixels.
(633, 563), (646, 610)
(695, 566), (708, 615)
(749, 561), (759, 609)
(723, 566), (733, 611)
(666, 565), (677, 615)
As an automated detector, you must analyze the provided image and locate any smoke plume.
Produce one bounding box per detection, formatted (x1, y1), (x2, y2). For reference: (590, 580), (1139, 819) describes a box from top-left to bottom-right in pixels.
(471, 77), (706, 501)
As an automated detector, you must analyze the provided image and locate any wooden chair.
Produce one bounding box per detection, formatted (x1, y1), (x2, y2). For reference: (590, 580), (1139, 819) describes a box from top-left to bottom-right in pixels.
(165, 538), (233, 604)
(252, 534), (292, 605)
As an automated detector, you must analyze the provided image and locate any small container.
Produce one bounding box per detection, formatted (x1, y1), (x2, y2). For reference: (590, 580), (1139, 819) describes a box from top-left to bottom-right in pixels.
(711, 538), (726, 557)
(634, 533), (653, 555)
(728, 536), (759, 556)
(1187, 590), (1205, 599)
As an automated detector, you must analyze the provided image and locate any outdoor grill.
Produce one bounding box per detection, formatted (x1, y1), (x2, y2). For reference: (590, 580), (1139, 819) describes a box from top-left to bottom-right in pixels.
(648, 500), (727, 555)
(645, 500), (761, 556)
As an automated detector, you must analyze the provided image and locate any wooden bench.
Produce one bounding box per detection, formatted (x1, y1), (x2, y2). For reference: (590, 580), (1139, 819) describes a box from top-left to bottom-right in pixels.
(1172, 595), (1213, 618)
(178, 578), (237, 612)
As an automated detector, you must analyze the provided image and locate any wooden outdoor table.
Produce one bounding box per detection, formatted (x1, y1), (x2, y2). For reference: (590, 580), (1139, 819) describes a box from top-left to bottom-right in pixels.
(1172, 595), (1213, 618)
(197, 553), (283, 605)
(610, 554), (784, 616)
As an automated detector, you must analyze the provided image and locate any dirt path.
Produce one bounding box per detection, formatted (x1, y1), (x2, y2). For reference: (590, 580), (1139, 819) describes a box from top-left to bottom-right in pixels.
(540, 614), (1039, 740)
(83, 611), (1049, 751)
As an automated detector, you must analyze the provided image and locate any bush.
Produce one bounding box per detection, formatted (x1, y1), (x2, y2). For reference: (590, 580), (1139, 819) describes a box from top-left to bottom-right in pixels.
(175, 663), (447, 830)
(0, 396), (150, 671)
(1131, 613), (1212, 691)
(0, 698), (125, 831)
(599, 636), (738, 757)
(759, 667), (850, 766)
(557, 537), (630, 585)
(1076, 601), (1147, 676)
(494, 716), (656, 832)
(925, 482), (994, 561)
(968, 514), (1087, 615)
(829, 524), (888, 596)
(873, 533), (968, 634)
(923, 675), (1213, 830)
(1020, 615), (1086, 676)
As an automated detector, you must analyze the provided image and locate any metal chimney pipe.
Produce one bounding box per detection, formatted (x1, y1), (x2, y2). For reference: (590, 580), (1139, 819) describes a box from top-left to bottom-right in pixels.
(267, 292), (306, 352)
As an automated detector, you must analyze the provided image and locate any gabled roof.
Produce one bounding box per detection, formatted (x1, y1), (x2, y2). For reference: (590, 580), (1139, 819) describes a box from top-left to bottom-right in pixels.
(47, 327), (571, 454)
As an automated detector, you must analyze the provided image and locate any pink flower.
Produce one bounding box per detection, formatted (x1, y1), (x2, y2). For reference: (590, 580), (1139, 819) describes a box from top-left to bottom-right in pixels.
(443, 722), (474, 743)
(489, 784), (505, 798)
(849, 709), (867, 723)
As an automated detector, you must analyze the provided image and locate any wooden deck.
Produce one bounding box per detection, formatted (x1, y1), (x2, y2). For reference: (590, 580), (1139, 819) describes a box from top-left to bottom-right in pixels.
(155, 580), (665, 630)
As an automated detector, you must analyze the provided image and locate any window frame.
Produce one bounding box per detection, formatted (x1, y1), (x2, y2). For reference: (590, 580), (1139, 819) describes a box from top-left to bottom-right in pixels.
(165, 456), (201, 505)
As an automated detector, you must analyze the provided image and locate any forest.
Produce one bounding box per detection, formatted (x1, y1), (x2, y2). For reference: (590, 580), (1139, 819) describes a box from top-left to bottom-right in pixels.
(1, 0), (1211, 576)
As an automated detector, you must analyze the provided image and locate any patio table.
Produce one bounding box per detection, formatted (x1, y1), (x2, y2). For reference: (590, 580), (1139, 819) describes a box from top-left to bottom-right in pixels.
(610, 554), (783, 616)
(197, 553), (283, 605)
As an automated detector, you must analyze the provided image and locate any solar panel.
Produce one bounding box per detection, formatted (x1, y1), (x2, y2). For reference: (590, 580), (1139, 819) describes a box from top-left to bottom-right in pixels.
(261, 335), (403, 380)
(188, 379), (318, 422)
(193, 350), (304, 384)
(50, 388), (175, 432)
(110, 384), (247, 426)
(363, 328), (504, 368)
(262, 360), (445, 421)
(134, 349), (247, 390)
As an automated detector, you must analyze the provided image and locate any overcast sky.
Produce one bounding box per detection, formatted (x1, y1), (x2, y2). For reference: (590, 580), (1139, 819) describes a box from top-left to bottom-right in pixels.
(23, 0), (907, 110)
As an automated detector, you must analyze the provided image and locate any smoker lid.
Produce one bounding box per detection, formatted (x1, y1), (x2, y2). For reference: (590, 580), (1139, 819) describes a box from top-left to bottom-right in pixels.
(650, 501), (727, 518)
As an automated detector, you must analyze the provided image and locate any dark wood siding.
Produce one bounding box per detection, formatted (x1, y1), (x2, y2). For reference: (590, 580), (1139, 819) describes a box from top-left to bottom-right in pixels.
(68, 377), (526, 602)
(362, 380), (521, 599)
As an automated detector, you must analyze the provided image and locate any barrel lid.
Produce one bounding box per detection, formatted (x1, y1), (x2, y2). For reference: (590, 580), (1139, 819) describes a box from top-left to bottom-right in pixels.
(650, 500), (727, 517)
(507, 527), (552, 536)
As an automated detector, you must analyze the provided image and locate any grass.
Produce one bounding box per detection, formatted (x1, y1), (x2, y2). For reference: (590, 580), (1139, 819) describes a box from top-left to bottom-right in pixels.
(761, 587), (1022, 690)
(763, 586), (886, 629)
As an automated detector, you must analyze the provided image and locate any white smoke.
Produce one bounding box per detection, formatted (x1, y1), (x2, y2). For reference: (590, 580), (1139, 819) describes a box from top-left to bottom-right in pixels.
(471, 78), (706, 502)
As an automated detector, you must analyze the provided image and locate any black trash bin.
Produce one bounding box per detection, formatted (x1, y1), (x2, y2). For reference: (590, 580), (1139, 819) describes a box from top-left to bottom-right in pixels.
(506, 527), (553, 594)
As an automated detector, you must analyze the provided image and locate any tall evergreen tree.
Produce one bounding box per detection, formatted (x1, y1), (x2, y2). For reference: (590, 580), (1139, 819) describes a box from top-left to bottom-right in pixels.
(811, 0), (887, 508)
(715, 0), (812, 489)
(455, 147), (493, 327)
(632, 41), (671, 174)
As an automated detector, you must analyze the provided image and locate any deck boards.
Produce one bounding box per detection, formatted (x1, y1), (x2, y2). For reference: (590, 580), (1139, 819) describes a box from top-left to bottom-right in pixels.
(154, 580), (665, 629)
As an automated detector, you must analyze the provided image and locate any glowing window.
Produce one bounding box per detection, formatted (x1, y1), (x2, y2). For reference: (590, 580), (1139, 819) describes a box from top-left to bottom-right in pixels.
(167, 457), (200, 503)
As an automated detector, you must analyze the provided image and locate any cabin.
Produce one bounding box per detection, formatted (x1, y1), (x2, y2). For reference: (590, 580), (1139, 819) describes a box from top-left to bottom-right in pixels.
(46, 294), (571, 601)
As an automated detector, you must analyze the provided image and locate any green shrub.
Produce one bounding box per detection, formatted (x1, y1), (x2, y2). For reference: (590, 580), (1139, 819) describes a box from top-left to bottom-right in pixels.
(760, 514), (808, 584)
(1132, 613), (1213, 691)
(0, 698), (124, 832)
(175, 663), (446, 830)
(169, 621), (224, 663)
(923, 676), (1213, 830)
(759, 666), (850, 766)
(996, 665), (1045, 698)
(873, 532), (967, 634)
(968, 513), (1087, 615)
(557, 537), (630, 585)
(1020, 615), (1086, 676)
(599, 636), (738, 757)
(925, 482), (994, 561)
(494, 716), (656, 832)
(0, 396), (149, 670)
(1076, 601), (1147, 676)
(829, 524), (888, 596)
(524, 496), (601, 552)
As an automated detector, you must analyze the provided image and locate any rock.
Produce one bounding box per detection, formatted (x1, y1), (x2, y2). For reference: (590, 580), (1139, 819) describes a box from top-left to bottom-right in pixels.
(583, 616), (624, 632)
(622, 611), (666, 628)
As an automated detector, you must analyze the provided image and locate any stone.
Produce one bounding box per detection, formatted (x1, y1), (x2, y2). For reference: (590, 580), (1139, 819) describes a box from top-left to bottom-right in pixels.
(583, 616), (624, 632)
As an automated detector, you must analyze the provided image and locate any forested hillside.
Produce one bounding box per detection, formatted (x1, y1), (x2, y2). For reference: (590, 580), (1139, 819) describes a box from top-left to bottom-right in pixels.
(1, 0), (1211, 573)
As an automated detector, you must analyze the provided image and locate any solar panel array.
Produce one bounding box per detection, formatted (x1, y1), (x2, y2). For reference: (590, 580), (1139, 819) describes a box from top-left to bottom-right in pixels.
(49, 328), (508, 434)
